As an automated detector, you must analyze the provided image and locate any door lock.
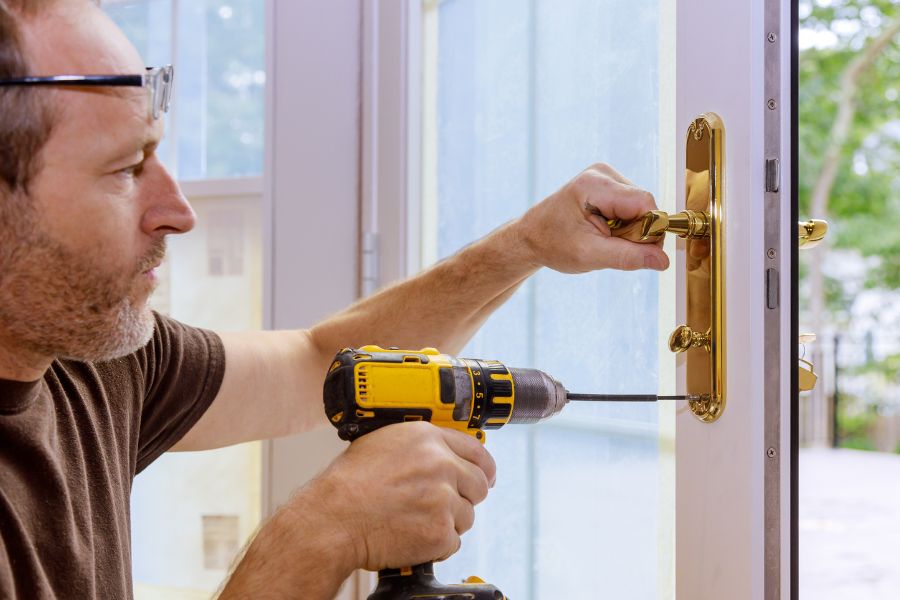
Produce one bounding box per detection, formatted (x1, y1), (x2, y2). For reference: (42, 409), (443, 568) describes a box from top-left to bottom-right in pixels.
(798, 333), (818, 392)
(798, 359), (818, 392)
(669, 325), (711, 353)
(610, 114), (726, 423)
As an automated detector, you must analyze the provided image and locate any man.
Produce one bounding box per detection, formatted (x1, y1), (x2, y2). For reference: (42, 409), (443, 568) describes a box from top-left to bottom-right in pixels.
(0, 1), (669, 598)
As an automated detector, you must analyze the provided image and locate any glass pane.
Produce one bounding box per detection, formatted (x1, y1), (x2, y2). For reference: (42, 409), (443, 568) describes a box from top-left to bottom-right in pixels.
(421, 0), (672, 597)
(175, 0), (265, 180)
(104, 0), (175, 172)
(134, 194), (264, 598)
(106, 0), (265, 180)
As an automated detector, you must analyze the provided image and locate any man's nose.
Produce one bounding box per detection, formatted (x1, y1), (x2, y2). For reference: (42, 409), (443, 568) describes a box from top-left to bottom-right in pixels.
(140, 160), (196, 236)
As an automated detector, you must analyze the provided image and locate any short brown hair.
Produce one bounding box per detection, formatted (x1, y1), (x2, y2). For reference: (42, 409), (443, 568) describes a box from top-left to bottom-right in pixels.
(0, 1), (58, 194)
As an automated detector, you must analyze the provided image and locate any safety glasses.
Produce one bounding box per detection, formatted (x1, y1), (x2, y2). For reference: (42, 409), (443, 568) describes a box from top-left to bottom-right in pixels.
(0, 65), (174, 119)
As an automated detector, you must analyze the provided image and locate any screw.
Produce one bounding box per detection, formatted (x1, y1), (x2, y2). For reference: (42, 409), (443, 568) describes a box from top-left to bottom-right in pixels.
(767, 447), (777, 458)
(767, 248), (777, 259)
(767, 99), (777, 110)
(767, 32), (777, 43)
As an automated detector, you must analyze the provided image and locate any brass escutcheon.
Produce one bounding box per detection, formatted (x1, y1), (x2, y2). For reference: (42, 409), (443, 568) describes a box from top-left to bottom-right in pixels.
(682, 114), (725, 423)
(606, 114), (726, 423)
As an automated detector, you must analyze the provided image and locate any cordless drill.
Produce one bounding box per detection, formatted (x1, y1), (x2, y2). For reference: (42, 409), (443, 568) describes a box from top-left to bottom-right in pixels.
(323, 345), (689, 599)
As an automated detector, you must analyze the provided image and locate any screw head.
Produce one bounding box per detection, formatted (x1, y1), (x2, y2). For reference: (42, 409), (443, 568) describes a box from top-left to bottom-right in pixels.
(767, 32), (777, 43)
(767, 447), (777, 458)
(767, 248), (777, 259)
(767, 99), (777, 110)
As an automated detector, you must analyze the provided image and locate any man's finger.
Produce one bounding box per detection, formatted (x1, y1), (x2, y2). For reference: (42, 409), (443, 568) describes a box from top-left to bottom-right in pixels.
(439, 429), (497, 486)
(452, 497), (476, 536)
(454, 456), (490, 505)
(436, 533), (463, 562)
(591, 238), (670, 271)
(588, 163), (634, 186)
(584, 179), (658, 222)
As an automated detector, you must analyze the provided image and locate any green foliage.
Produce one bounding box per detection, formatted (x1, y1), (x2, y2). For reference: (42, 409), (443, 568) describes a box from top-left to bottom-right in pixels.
(836, 397), (877, 450)
(799, 0), (900, 290)
(850, 351), (900, 377)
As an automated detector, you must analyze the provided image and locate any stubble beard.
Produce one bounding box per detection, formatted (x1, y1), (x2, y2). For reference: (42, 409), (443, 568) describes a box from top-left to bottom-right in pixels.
(0, 202), (163, 363)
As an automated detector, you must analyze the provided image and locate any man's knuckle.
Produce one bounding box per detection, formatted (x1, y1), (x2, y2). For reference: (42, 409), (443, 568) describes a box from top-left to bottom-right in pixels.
(457, 504), (476, 534)
(472, 475), (489, 504)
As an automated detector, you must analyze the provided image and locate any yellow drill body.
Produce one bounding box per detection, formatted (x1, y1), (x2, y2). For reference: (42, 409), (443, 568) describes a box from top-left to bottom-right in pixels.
(323, 345), (573, 600)
(322, 346), (683, 600)
(324, 345), (568, 444)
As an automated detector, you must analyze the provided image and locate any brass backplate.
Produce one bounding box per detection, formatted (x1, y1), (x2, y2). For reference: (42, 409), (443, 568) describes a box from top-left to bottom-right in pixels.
(684, 114), (725, 422)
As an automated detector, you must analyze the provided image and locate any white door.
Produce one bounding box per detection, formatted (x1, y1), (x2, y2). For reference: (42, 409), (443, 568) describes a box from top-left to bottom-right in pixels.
(264, 0), (796, 598)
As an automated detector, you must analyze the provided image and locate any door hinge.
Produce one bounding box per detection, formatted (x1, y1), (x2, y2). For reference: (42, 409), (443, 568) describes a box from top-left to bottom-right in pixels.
(361, 231), (380, 297)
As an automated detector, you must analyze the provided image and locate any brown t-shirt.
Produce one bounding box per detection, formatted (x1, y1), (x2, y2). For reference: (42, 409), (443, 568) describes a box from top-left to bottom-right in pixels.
(0, 313), (225, 599)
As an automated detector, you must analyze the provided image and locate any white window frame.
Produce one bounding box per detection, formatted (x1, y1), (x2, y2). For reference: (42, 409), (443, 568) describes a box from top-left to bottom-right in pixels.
(359, 1), (796, 599)
(262, 0), (367, 598)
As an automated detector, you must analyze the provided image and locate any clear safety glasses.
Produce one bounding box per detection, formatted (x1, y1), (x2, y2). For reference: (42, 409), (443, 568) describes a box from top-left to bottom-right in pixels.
(0, 65), (174, 120)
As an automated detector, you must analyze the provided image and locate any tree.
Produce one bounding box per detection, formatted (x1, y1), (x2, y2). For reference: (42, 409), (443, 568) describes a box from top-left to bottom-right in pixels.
(800, 0), (900, 335)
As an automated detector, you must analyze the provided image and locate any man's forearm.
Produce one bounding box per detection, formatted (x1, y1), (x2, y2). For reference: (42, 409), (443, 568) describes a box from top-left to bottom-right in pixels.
(181, 221), (536, 450)
(309, 219), (537, 357)
(219, 480), (359, 600)
(182, 165), (668, 448)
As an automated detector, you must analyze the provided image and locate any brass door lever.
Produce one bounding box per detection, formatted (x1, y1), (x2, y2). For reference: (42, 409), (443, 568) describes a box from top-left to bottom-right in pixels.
(798, 219), (828, 249)
(605, 209), (710, 242)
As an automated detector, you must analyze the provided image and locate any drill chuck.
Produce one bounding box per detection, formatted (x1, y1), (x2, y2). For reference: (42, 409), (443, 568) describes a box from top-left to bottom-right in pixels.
(507, 368), (568, 424)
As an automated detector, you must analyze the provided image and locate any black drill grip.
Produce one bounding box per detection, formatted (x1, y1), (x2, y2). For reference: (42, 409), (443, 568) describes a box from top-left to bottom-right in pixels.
(368, 563), (505, 600)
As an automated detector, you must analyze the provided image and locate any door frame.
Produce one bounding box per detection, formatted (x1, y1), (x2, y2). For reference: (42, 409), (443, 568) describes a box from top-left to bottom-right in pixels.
(357, 0), (796, 598)
(675, 0), (794, 598)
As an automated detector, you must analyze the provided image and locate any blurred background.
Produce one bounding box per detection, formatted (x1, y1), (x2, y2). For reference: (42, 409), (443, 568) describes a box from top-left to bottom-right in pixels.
(798, 0), (900, 597)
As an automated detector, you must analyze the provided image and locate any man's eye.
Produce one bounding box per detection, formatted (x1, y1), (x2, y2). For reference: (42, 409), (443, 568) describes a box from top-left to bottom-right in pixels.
(118, 162), (144, 178)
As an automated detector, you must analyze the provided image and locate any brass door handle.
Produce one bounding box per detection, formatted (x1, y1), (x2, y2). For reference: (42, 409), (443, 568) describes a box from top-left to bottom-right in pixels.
(608, 209), (711, 242)
(798, 219), (828, 249)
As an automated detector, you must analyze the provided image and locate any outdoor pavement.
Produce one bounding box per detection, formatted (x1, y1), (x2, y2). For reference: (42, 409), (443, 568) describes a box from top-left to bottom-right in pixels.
(800, 447), (900, 599)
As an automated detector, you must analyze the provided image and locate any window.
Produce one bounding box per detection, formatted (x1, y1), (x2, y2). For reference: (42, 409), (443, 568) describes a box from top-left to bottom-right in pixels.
(104, 2), (265, 597)
(419, 1), (674, 597)
(105, 0), (265, 180)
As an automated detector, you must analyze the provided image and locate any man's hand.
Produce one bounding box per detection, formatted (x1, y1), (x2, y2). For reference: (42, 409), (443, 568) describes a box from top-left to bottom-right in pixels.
(315, 421), (496, 570)
(220, 422), (496, 599)
(516, 163), (670, 273)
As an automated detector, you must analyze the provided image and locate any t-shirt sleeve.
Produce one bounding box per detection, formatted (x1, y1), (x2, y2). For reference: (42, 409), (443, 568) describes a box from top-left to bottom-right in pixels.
(135, 312), (226, 473)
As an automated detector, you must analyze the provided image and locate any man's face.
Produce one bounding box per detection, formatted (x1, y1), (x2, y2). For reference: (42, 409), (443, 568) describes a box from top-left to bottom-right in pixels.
(0, 0), (195, 363)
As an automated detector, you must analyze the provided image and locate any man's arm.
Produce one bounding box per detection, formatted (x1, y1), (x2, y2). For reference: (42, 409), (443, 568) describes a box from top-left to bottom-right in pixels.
(218, 421), (496, 599)
(172, 163), (668, 451)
